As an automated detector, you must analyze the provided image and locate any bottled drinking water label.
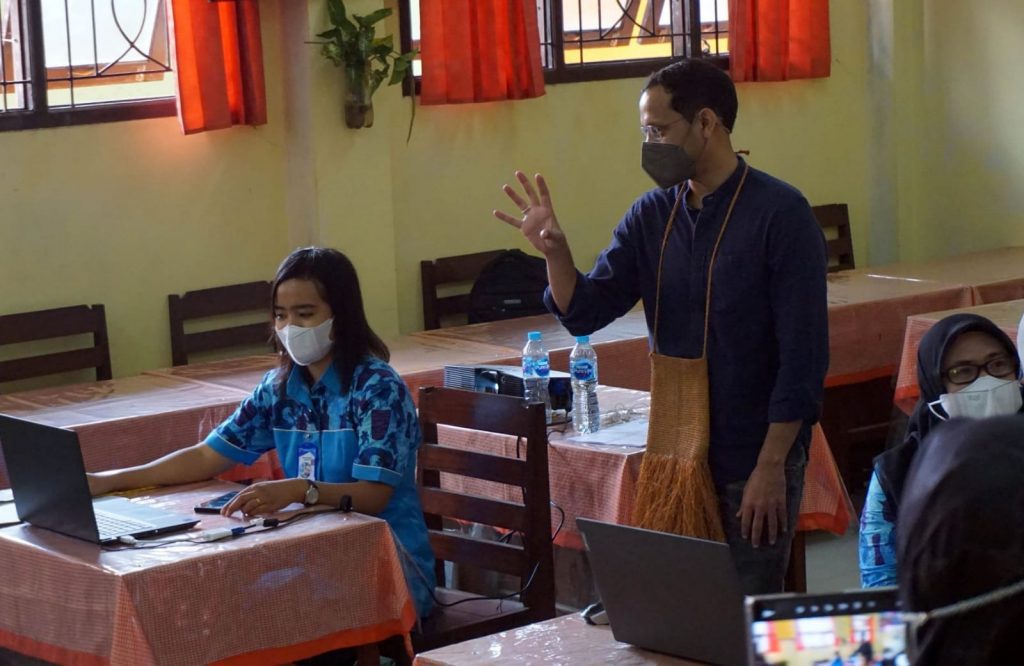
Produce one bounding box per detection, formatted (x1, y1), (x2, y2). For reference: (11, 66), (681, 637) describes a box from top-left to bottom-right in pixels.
(570, 358), (596, 382)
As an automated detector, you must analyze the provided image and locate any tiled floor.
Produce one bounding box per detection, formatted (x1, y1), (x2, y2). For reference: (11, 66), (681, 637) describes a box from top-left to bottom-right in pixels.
(806, 525), (862, 592)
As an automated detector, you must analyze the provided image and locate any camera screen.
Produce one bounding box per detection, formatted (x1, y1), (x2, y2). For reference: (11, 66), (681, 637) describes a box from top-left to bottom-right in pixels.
(750, 591), (907, 666)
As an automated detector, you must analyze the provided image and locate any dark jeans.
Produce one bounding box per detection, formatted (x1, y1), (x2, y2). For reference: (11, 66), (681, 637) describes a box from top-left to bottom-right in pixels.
(717, 430), (808, 595)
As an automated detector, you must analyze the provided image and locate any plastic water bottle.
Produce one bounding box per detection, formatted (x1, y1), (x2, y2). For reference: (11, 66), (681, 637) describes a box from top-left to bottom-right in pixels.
(522, 331), (551, 423)
(570, 336), (600, 434)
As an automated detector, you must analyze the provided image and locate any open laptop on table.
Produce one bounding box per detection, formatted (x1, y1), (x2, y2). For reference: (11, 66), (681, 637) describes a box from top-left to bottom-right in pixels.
(0, 414), (198, 544)
(578, 517), (748, 665)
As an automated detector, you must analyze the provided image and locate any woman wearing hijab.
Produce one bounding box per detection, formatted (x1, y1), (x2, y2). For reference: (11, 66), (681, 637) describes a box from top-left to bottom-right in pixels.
(898, 415), (1024, 665)
(859, 313), (1023, 587)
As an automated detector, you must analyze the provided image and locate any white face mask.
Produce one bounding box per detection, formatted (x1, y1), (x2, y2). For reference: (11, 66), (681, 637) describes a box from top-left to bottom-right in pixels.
(928, 374), (1023, 420)
(276, 317), (334, 366)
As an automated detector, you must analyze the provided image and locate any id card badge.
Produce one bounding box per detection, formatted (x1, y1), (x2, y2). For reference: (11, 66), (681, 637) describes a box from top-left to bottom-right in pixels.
(297, 440), (317, 481)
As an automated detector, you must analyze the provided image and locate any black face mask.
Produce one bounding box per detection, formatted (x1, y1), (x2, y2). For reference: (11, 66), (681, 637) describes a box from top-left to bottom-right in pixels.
(641, 141), (696, 189)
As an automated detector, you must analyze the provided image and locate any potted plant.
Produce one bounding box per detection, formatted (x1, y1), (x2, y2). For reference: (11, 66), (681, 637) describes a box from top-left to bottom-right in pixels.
(311, 0), (418, 136)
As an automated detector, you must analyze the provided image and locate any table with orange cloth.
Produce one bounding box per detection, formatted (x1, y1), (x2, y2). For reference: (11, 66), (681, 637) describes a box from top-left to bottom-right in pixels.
(824, 270), (974, 387)
(893, 298), (1024, 413)
(0, 373), (273, 488)
(142, 339), (524, 409)
(418, 275), (977, 392)
(0, 481), (415, 666)
(439, 386), (853, 550)
(414, 612), (694, 665)
(869, 246), (1024, 305)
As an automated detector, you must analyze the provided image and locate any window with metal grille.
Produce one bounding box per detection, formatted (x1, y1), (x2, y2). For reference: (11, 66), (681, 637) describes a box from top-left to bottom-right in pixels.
(0, 0), (175, 132)
(398, 0), (728, 86)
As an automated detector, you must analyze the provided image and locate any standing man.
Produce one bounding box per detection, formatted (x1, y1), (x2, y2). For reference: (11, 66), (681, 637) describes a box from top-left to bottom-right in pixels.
(493, 58), (828, 594)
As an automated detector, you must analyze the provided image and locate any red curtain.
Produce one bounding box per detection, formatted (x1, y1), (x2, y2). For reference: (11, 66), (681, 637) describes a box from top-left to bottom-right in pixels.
(419, 0), (545, 105)
(728, 0), (831, 82)
(168, 0), (267, 134)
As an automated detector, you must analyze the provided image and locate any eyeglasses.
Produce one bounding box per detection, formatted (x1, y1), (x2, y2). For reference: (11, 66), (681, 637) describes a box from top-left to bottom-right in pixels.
(640, 117), (686, 142)
(943, 355), (1018, 385)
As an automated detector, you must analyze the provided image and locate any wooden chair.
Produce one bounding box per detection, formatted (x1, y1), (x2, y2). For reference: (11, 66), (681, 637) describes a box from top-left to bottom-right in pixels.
(0, 304), (112, 384)
(414, 385), (556, 652)
(812, 203), (855, 272)
(420, 250), (510, 330)
(167, 281), (273, 366)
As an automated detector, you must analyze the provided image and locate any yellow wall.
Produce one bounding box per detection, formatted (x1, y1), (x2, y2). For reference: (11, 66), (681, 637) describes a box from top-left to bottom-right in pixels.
(9, 0), (1020, 377)
(898, 0), (1024, 261)
(0, 10), (288, 377)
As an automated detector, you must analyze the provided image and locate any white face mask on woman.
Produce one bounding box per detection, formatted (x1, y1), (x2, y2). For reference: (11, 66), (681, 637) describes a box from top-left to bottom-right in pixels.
(928, 374), (1023, 420)
(276, 317), (334, 366)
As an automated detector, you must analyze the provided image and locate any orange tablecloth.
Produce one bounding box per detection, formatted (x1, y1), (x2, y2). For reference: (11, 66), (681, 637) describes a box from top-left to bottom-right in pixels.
(870, 246), (1024, 304)
(414, 612), (691, 665)
(439, 386), (853, 547)
(143, 355), (278, 393)
(418, 278), (978, 391)
(824, 271), (973, 386)
(893, 299), (1024, 413)
(0, 481), (415, 666)
(0, 374), (273, 488)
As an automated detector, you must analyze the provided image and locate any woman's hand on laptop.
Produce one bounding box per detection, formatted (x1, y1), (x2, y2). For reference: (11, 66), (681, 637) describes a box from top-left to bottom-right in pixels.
(221, 479), (307, 517)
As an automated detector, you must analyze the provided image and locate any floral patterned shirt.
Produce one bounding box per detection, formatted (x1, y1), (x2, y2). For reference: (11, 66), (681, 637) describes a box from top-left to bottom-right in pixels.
(205, 356), (435, 617)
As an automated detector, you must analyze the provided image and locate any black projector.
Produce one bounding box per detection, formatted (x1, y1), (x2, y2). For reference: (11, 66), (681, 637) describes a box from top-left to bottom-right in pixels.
(442, 364), (573, 412)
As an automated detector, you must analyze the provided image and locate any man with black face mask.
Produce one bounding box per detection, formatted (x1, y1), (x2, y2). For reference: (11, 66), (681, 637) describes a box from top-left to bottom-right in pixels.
(494, 58), (829, 594)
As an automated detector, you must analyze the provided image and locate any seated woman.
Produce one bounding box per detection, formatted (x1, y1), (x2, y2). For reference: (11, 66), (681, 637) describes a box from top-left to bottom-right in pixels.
(88, 247), (436, 618)
(898, 415), (1024, 665)
(859, 313), (1022, 587)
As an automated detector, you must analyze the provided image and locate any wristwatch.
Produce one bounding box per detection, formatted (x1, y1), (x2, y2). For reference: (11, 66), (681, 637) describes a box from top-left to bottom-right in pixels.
(303, 480), (320, 506)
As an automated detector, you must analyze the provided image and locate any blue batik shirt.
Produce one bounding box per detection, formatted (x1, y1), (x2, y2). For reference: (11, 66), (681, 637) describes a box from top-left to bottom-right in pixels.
(859, 470), (898, 587)
(204, 356), (436, 617)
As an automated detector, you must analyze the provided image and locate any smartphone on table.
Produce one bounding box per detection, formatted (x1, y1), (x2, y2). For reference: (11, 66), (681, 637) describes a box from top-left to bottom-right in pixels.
(193, 491), (240, 514)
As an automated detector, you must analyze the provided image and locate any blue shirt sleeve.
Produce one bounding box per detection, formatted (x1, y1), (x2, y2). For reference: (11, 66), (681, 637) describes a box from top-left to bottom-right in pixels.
(859, 471), (898, 587)
(544, 209), (643, 335)
(766, 199), (830, 423)
(204, 372), (278, 465)
(349, 364), (419, 488)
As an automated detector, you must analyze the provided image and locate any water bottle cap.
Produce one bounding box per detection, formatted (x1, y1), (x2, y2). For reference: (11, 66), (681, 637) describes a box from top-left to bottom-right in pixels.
(528, 331), (542, 341)
(575, 336), (590, 344)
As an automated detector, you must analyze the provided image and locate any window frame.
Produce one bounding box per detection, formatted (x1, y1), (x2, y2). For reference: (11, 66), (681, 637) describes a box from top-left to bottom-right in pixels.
(398, 0), (729, 95)
(0, 0), (176, 133)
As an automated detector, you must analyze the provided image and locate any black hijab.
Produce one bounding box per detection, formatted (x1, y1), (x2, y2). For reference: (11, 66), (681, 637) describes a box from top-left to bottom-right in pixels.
(898, 416), (1024, 665)
(874, 314), (1019, 516)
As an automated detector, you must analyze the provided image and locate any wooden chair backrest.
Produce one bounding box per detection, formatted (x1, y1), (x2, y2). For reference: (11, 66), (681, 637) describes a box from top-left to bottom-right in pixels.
(167, 280), (273, 366)
(420, 250), (510, 330)
(812, 203), (855, 272)
(0, 304), (112, 383)
(415, 386), (556, 645)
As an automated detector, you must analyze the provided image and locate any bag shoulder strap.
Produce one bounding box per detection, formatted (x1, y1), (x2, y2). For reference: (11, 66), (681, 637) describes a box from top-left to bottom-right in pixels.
(652, 163), (750, 357)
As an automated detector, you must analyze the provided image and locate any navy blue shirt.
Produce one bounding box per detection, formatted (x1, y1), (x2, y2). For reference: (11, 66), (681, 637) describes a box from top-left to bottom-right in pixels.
(546, 159), (829, 484)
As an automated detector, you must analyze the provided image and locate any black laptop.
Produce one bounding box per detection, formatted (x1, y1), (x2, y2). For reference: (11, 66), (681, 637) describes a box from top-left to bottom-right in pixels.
(0, 414), (199, 543)
(578, 517), (748, 665)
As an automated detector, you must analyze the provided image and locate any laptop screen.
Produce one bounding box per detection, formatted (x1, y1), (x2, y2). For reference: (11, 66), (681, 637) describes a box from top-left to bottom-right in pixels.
(746, 587), (907, 666)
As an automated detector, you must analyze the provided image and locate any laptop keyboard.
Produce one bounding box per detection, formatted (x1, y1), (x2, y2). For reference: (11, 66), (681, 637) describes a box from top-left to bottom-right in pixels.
(95, 511), (154, 539)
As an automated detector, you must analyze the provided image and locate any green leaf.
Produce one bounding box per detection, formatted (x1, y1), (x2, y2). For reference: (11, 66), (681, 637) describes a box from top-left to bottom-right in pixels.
(320, 42), (343, 67)
(326, 0), (347, 28)
(388, 57), (410, 86)
(368, 67), (388, 97)
(354, 8), (392, 28)
(316, 27), (341, 40)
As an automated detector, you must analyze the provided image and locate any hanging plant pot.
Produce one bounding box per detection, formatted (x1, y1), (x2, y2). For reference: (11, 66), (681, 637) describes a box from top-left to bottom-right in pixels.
(343, 63), (374, 129)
